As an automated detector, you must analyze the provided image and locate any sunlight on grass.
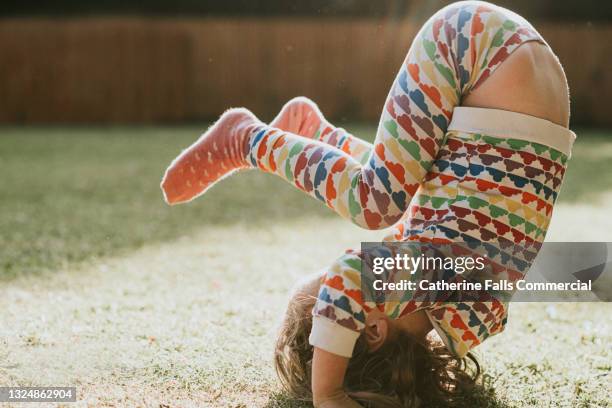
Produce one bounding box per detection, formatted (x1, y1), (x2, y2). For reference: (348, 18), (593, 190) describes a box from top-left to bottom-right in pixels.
(0, 126), (611, 407)
(0, 221), (609, 407)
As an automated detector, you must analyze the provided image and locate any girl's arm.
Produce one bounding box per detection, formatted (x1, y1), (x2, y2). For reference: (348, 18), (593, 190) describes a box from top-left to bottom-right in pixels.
(311, 348), (361, 408)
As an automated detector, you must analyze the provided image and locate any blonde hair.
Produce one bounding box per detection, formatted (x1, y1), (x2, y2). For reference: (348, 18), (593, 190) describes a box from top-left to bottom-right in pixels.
(274, 295), (480, 407)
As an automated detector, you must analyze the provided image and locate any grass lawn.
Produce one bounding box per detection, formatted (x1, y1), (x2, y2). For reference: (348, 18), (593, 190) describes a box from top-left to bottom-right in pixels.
(0, 125), (610, 407)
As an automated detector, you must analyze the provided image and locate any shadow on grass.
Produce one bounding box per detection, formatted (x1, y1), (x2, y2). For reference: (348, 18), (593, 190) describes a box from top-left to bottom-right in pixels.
(0, 127), (340, 279)
(264, 377), (511, 408)
(264, 391), (312, 408)
(459, 377), (512, 408)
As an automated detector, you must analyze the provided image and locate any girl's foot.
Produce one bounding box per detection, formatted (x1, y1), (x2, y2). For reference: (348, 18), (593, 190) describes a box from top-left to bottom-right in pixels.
(270, 96), (331, 139)
(161, 108), (261, 204)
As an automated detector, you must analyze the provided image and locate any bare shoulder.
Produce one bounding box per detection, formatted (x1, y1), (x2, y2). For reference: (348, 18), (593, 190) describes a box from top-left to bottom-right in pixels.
(463, 41), (570, 128)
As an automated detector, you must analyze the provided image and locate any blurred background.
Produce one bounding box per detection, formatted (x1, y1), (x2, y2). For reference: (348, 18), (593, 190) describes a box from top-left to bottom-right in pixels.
(0, 0), (610, 125)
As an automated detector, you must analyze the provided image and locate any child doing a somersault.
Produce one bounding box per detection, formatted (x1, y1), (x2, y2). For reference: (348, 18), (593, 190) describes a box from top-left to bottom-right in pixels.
(160, 2), (575, 406)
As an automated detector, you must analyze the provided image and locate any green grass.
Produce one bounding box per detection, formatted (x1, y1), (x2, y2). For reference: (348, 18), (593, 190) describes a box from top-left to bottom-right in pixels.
(0, 126), (610, 407)
(0, 125), (344, 279)
(1, 126), (612, 279)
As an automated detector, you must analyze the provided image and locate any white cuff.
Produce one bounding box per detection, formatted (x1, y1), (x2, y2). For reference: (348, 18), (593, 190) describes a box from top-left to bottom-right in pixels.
(426, 310), (454, 351)
(449, 107), (576, 157)
(309, 316), (361, 358)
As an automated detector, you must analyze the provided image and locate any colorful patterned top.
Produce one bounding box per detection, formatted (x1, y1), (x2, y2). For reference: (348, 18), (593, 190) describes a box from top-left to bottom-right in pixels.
(309, 107), (575, 358)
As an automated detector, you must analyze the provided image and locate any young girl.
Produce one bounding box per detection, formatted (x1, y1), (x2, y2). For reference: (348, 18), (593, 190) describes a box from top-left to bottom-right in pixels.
(161, 1), (574, 406)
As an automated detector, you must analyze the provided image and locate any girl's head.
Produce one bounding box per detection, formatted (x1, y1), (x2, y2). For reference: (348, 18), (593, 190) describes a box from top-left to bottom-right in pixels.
(274, 276), (480, 407)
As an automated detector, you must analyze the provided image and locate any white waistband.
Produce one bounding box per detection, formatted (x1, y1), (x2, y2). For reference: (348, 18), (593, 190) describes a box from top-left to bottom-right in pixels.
(448, 107), (576, 156)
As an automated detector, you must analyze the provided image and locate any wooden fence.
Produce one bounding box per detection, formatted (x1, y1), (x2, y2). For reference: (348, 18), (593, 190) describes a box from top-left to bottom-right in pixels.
(0, 18), (610, 125)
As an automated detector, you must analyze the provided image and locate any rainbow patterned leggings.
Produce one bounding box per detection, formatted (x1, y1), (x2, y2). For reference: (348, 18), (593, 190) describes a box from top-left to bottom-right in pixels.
(244, 1), (574, 357)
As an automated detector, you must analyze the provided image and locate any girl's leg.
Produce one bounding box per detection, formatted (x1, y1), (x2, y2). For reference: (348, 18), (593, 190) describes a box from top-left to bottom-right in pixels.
(162, 1), (544, 231)
(270, 97), (372, 165)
